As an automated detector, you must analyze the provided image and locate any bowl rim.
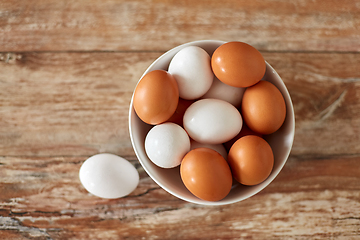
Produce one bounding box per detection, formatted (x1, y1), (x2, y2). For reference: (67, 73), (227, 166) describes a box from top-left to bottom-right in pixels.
(128, 40), (295, 205)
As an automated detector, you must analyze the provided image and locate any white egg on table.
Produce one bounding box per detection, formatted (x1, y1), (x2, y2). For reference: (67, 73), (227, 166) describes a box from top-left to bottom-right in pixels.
(201, 77), (245, 107)
(183, 99), (243, 144)
(79, 153), (139, 199)
(190, 139), (228, 160)
(145, 122), (190, 168)
(168, 46), (214, 100)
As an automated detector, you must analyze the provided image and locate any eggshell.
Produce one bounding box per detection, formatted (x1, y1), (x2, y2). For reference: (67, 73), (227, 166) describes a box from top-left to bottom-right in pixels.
(190, 139), (228, 160)
(241, 80), (286, 135)
(201, 76), (245, 107)
(223, 123), (262, 152)
(145, 122), (190, 168)
(166, 98), (194, 127)
(79, 153), (139, 199)
(168, 46), (214, 100)
(183, 99), (242, 144)
(133, 70), (179, 125)
(211, 41), (266, 88)
(228, 135), (274, 186)
(180, 148), (232, 201)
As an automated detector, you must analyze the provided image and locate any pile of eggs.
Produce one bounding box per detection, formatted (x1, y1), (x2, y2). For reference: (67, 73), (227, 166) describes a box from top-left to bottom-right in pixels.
(133, 41), (286, 202)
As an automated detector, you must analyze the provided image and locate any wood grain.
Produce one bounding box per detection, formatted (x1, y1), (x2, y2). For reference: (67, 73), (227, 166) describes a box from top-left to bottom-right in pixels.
(1, 155), (359, 239)
(263, 52), (360, 157)
(0, 51), (161, 157)
(1, 0), (360, 238)
(1, 51), (360, 158)
(1, 50), (360, 239)
(0, 0), (359, 52)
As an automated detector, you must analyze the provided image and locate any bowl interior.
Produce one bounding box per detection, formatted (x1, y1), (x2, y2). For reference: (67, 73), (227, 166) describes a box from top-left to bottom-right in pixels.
(129, 40), (295, 205)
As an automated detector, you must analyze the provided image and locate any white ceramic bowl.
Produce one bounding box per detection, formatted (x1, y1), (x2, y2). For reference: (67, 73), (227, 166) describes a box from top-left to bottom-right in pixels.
(129, 40), (295, 205)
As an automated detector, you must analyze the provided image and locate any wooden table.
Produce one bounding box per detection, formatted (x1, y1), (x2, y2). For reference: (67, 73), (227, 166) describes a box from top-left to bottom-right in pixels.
(1, 0), (360, 239)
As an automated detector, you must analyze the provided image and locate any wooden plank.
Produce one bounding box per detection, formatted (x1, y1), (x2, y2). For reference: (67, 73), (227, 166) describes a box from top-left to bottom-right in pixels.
(0, 155), (359, 239)
(263, 52), (360, 157)
(0, 0), (359, 52)
(1, 51), (360, 157)
(0, 51), (162, 157)
(1, 1), (359, 239)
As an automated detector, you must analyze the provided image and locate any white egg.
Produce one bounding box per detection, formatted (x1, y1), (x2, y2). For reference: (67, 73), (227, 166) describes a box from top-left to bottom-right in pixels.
(168, 46), (214, 100)
(79, 153), (139, 199)
(183, 99), (243, 144)
(202, 77), (245, 107)
(145, 122), (190, 168)
(190, 139), (228, 160)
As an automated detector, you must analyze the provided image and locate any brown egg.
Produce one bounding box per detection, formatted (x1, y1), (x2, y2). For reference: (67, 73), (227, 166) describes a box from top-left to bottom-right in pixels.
(228, 135), (274, 186)
(223, 123), (262, 152)
(211, 41), (266, 88)
(180, 148), (232, 201)
(166, 98), (194, 127)
(133, 70), (179, 125)
(241, 80), (286, 135)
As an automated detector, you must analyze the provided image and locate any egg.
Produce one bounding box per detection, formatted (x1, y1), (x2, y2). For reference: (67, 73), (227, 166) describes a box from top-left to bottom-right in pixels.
(223, 123), (263, 152)
(79, 153), (139, 199)
(166, 98), (194, 127)
(211, 41), (266, 88)
(168, 46), (214, 100)
(133, 70), (179, 125)
(145, 122), (190, 168)
(180, 148), (232, 201)
(190, 139), (228, 160)
(228, 135), (274, 186)
(201, 76), (245, 107)
(241, 80), (286, 135)
(183, 98), (242, 144)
